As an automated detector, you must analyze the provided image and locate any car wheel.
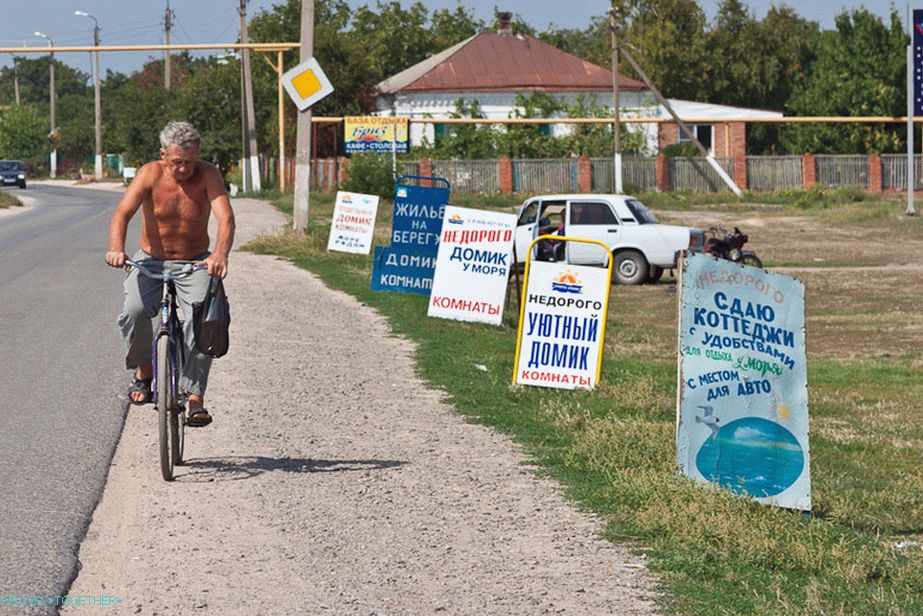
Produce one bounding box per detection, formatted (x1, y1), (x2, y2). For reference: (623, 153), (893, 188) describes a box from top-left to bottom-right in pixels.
(18, 181), (26, 189)
(613, 250), (649, 285)
(648, 266), (664, 283)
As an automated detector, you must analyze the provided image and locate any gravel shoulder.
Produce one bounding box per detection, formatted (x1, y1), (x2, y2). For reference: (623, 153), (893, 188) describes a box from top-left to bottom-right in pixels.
(63, 197), (658, 615)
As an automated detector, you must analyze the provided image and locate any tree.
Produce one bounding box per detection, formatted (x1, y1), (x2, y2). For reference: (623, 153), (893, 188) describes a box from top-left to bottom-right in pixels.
(0, 104), (48, 161)
(783, 8), (907, 153)
(0, 56), (90, 106)
(617, 0), (710, 100)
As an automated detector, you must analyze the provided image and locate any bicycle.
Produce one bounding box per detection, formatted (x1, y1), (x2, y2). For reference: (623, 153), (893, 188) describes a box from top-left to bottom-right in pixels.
(126, 259), (206, 481)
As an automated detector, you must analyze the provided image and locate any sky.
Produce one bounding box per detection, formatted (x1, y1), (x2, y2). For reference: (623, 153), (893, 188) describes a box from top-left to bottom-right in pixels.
(0, 1), (911, 76)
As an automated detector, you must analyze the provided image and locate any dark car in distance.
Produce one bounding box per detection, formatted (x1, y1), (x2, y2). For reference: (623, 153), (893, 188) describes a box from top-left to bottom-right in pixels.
(0, 160), (26, 189)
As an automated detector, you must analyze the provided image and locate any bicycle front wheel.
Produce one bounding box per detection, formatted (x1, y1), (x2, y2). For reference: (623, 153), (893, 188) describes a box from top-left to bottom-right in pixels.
(157, 335), (175, 481)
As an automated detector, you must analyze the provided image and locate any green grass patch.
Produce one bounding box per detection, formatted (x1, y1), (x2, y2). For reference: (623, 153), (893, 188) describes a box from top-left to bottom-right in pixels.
(0, 189), (22, 209)
(245, 191), (923, 615)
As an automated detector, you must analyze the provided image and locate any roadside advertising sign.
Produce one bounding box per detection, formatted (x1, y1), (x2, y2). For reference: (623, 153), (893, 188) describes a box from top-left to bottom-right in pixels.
(327, 191), (379, 254)
(281, 57), (334, 111)
(370, 177), (450, 295)
(676, 253), (810, 511)
(914, 10), (923, 117)
(345, 116), (409, 153)
(428, 206), (517, 326)
(513, 237), (612, 390)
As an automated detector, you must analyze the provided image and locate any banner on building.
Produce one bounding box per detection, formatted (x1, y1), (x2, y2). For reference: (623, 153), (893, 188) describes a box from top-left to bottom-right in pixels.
(345, 116), (409, 153)
(428, 206), (517, 325)
(327, 191), (379, 254)
(676, 252), (810, 511)
(370, 177), (450, 295)
(513, 237), (612, 390)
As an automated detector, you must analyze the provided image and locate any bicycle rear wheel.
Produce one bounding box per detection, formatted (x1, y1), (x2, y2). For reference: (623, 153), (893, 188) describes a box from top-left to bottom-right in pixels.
(157, 335), (175, 481)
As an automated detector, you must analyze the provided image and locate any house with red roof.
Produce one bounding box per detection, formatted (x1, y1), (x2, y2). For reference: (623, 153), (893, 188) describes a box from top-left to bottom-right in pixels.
(375, 17), (781, 158)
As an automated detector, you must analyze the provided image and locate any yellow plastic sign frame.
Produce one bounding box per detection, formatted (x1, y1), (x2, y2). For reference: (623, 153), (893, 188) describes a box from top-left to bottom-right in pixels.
(512, 235), (614, 387)
(282, 57), (334, 111)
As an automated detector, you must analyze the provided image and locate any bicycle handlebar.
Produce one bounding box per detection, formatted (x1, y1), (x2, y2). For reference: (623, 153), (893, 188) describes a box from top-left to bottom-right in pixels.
(126, 259), (207, 281)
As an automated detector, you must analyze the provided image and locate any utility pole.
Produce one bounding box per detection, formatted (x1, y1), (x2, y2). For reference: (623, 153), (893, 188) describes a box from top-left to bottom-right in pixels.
(610, 3), (622, 193)
(164, 0), (173, 90)
(617, 41), (742, 196)
(36, 32), (56, 178)
(76, 10), (102, 178)
(239, 0), (261, 192)
(293, 0), (314, 232)
(93, 24), (102, 179)
(13, 58), (20, 105)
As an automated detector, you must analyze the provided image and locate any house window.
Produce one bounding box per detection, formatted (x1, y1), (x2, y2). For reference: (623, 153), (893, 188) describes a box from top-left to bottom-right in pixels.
(434, 123), (446, 146)
(678, 124), (712, 152)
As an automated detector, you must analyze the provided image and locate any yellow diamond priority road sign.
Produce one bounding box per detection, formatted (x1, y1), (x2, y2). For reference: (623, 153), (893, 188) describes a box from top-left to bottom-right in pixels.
(282, 57), (334, 111)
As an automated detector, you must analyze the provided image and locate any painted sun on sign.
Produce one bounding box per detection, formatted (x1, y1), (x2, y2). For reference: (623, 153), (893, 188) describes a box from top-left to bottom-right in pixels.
(551, 270), (582, 294)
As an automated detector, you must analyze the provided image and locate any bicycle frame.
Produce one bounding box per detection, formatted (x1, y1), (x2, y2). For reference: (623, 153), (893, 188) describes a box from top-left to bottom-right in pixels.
(152, 280), (184, 411)
(125, 259), (204, 411)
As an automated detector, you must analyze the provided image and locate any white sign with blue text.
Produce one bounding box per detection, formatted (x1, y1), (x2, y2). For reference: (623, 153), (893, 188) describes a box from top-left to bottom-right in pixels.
(327, 191), (379, 254)
(515, 261), (609, 390)
(677, 253), (810, 511)
(428, 206), (517, 325)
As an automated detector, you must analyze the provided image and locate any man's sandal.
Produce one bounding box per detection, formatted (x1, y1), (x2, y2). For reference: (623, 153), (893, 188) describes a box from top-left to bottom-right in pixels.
(127, 375), (153, 405)
(187, 407), (213, 427)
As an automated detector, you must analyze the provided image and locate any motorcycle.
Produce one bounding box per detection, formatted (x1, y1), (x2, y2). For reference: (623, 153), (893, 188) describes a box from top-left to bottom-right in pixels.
(702, 226), (763, 268)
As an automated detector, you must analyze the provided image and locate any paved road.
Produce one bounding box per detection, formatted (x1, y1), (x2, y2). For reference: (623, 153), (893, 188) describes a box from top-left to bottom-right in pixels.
(0, 184), (130, 614)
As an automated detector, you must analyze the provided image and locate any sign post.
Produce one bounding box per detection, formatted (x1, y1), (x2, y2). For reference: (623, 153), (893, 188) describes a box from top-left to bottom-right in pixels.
(370, 176), (449, 295)
(513, 236), (612, 390)
(326, 191), (379, 254)
(428, 206), (517, 325)
(344, 116), (409, 154)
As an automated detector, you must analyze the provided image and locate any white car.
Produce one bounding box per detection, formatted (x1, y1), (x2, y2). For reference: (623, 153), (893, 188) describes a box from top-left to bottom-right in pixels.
(514, 194), (704, 284)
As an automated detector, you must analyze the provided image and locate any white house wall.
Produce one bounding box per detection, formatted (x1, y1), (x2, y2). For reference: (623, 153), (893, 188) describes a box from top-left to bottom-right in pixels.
(376, 91), (658, 152)
(374, 92), (782, 155)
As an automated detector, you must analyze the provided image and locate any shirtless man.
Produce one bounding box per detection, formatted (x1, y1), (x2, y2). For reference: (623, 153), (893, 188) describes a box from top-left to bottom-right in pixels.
(106, 121), (235, 427)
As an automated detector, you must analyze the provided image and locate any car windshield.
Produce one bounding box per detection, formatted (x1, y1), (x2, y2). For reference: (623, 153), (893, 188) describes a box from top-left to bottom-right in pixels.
(625, 199), (659, 224)
(0, 162), (21, 172)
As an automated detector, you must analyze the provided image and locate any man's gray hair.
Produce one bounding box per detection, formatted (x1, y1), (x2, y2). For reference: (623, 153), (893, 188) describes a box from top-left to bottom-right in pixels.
(159, 121), (201, 151)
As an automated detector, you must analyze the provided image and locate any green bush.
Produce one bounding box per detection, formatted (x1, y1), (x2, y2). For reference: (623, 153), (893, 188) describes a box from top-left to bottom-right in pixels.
(662, 142), (701, 157)
(342, 153), (395, 198)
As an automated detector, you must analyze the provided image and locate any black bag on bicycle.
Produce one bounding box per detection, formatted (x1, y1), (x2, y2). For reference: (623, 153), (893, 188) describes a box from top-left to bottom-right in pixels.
(192, 276), (231, 358)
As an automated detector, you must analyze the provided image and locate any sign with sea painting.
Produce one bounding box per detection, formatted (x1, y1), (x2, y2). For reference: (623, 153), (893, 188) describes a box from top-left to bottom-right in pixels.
(676, 252), (811, 511)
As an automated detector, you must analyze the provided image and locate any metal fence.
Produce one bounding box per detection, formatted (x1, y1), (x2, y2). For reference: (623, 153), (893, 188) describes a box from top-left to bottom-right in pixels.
(816, 155), (869, 188)
(746, 156), (803, 192)
(668, 157), (734, 192)
(881, 155), (923, 191)
(430, 159), (500, 194)
(590, 157), (658, 193)
(513, 159), (578, 193)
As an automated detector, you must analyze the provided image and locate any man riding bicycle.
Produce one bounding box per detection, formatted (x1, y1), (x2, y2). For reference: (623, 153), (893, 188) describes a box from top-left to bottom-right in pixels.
(105, 121), (235, 427)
